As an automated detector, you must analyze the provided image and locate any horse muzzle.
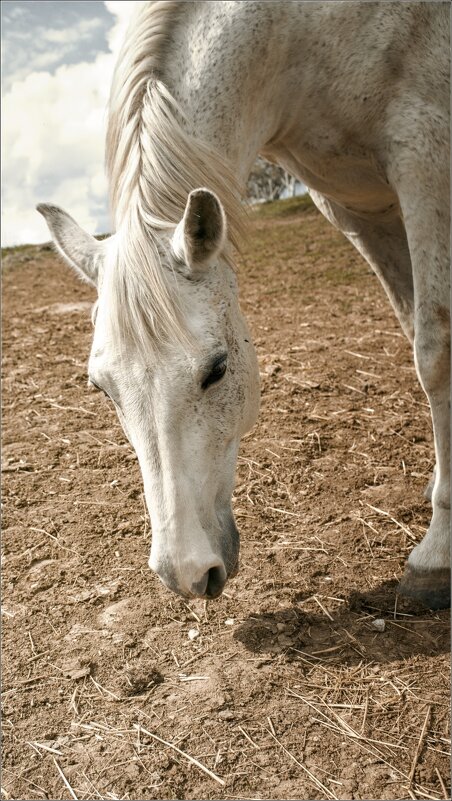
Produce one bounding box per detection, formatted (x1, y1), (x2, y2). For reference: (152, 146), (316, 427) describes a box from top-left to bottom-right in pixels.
(150, 554), (230, 599)
(149, 516), (240, 600)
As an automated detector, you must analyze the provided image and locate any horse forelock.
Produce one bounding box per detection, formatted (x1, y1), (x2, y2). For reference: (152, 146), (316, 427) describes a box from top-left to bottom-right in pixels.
(105, 0), (246, 355)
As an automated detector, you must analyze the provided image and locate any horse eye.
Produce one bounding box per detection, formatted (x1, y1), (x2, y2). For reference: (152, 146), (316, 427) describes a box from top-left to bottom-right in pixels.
(202, 358), (227, 390)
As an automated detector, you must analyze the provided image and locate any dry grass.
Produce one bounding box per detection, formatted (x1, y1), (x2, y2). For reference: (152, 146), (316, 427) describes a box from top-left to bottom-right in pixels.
(2, 199), (449, 801)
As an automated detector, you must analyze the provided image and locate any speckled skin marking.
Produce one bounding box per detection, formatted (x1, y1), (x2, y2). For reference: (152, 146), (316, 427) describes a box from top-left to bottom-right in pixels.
(38, 2), (450, 606)
(168, 1), (451, 606)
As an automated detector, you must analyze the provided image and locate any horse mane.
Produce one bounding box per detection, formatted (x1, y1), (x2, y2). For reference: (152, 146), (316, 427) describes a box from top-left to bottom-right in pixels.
(105, 0), (245, 354)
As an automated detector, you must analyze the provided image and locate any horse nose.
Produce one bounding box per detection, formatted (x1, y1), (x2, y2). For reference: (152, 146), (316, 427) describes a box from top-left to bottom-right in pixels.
(191, 564), (227, 599)
(149, 551), (228, 599)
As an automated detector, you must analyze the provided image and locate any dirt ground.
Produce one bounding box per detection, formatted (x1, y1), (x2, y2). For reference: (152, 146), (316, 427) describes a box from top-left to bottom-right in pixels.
(2, 198), (450, 801)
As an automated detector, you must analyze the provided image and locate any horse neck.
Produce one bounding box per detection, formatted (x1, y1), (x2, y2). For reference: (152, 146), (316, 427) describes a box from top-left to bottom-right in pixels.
(164, 1), (292, 183)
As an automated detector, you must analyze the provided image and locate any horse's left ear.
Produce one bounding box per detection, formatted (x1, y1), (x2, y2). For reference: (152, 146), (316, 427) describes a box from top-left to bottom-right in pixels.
(172, 188), (226, 274)
(36, 203), (105, 288)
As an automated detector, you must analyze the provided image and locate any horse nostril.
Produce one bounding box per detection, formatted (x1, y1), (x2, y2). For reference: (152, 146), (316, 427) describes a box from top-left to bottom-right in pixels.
(205, 566), (226, 599)
(190, 565), (227, 599)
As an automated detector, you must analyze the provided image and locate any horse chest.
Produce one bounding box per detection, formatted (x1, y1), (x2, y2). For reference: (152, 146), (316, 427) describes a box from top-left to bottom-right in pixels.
(267, 139), (396, 216)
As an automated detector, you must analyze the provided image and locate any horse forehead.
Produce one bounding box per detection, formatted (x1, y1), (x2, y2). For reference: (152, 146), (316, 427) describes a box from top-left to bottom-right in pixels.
(188, 294), (230, 336)
(89, 265), (236, 374)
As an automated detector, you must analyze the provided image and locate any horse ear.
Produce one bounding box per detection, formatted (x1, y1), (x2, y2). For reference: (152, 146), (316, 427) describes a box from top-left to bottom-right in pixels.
(172, 189), (226, 274)
(36, 204), (105, 288)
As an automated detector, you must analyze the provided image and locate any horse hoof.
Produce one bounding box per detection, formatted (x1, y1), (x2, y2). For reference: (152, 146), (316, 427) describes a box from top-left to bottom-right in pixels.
(398, 564), (450, 610)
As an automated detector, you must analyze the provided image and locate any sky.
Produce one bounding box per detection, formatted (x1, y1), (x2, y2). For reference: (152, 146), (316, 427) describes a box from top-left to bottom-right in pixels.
(1, 0), (137, 246)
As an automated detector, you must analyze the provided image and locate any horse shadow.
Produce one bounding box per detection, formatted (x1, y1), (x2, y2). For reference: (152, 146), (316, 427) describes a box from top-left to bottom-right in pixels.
(233, 580), (450, 667)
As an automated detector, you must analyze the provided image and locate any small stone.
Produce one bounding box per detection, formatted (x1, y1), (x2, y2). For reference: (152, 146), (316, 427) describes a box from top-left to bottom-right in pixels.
(276, 622), (287, 632)
(224, 618), (235, 626)
(371, 618), (385, 632)
(218, 709), (234, 721)
(264, 363), (281, 376)
(188, 628), (200, 640)
(115, 522), (131, 534)
(277, 633), (293, 647)
(70, 589), (94, 603)
(98, 599), (130, 627)
(61, 659), (91, 680)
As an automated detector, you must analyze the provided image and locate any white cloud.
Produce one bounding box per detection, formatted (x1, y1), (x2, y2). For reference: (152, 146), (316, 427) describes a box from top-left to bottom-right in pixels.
(2, 55), (112, 245)
(43, 17), (104, 46)
(2, 11), (109, 93)
(104, 1), (138, 57)
(1, 1), (138, 246)
(4, 46), (68, 83)
(4, 5), (27, 20)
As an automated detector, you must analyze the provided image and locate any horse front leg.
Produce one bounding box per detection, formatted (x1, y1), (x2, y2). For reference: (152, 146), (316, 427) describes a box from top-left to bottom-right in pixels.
(395, 166), (450, 609)
(399, 301), (450, 608)
(308, 189), (448, 607)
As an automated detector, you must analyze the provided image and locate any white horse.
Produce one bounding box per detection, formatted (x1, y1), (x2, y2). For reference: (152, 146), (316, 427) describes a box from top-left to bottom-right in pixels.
(38, 1), (450, 607)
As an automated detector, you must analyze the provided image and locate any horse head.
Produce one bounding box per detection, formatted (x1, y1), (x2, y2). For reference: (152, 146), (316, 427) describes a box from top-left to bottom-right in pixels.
(38, 189), (260, 599)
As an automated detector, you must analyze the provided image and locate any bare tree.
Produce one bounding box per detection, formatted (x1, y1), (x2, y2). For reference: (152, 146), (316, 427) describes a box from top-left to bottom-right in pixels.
(247, 157), (302, 202)
(247, 157), (284, 201)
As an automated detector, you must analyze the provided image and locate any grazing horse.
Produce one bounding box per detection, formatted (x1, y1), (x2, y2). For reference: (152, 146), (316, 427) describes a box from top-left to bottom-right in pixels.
(38, 1), (450, 607)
